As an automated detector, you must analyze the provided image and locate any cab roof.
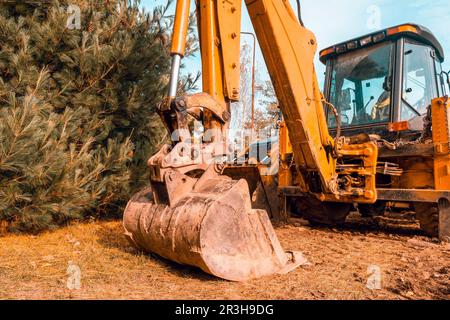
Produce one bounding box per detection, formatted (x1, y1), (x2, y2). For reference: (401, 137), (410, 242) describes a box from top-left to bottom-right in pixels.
(319, 23), (444, 64)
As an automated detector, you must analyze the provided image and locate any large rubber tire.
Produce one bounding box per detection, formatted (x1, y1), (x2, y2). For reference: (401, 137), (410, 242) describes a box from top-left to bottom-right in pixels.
(438, 199), (450, 242)
(294, 197), (352, 226)
(414, 203), (439, 237)
(358, 201), (386, 217)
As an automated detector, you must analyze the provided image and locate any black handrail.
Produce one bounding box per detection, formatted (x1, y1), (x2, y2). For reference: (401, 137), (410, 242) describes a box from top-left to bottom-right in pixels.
(296, 0), (305, 26)
(447, 71), (450, 93)
(439, 71), (450, 94)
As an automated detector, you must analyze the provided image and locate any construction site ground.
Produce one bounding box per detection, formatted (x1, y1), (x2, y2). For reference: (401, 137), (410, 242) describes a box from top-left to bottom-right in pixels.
(0, 212), (449, 300)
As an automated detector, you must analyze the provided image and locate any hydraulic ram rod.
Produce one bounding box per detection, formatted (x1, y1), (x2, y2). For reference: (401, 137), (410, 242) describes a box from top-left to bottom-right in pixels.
(168, 0), (191, 98)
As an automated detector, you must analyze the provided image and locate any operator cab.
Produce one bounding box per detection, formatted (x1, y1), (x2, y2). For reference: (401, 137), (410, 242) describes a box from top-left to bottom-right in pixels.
(320, 24), (447, 140)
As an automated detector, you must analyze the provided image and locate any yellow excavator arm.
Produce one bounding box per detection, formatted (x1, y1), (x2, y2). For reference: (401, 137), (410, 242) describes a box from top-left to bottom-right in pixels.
(167, 0), (378, 202)
(123, 0), (379, 281)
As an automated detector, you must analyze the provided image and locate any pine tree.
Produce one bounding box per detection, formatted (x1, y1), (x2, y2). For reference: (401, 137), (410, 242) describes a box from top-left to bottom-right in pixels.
(0, 0), (198, 233)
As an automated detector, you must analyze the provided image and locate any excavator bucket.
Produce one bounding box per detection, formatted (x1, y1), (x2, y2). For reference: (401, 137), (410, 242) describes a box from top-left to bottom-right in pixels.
(123, 167), (304, 281)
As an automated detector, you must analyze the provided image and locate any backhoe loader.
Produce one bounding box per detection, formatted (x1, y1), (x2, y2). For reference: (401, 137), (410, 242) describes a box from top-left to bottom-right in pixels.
(123, 0), (450, 281)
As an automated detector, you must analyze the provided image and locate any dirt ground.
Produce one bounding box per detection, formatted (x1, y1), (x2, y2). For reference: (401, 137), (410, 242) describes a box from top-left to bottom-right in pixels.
(0, 213), (449, 300)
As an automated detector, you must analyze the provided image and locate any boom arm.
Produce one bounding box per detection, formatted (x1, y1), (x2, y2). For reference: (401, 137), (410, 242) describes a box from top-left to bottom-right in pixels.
(166, 0), (378, 203)
(246, 0), (336, 193)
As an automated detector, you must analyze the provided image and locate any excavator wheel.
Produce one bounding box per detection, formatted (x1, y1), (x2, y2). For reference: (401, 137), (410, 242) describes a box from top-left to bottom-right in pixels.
(293, 197), (352, 226)
(414, 202), (442, 238)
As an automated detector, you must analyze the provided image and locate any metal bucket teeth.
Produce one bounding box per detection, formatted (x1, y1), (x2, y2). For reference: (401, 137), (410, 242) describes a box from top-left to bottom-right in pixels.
(123, 177), (303, 281)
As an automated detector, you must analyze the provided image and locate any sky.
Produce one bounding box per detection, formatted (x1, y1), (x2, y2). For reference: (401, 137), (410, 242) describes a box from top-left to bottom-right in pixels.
(140, 0), (450, 88)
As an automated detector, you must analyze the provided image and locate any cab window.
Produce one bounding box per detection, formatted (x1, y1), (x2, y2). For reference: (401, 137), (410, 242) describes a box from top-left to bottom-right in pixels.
(401, 40), (438, 120)
(327, 42), (394, 128)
